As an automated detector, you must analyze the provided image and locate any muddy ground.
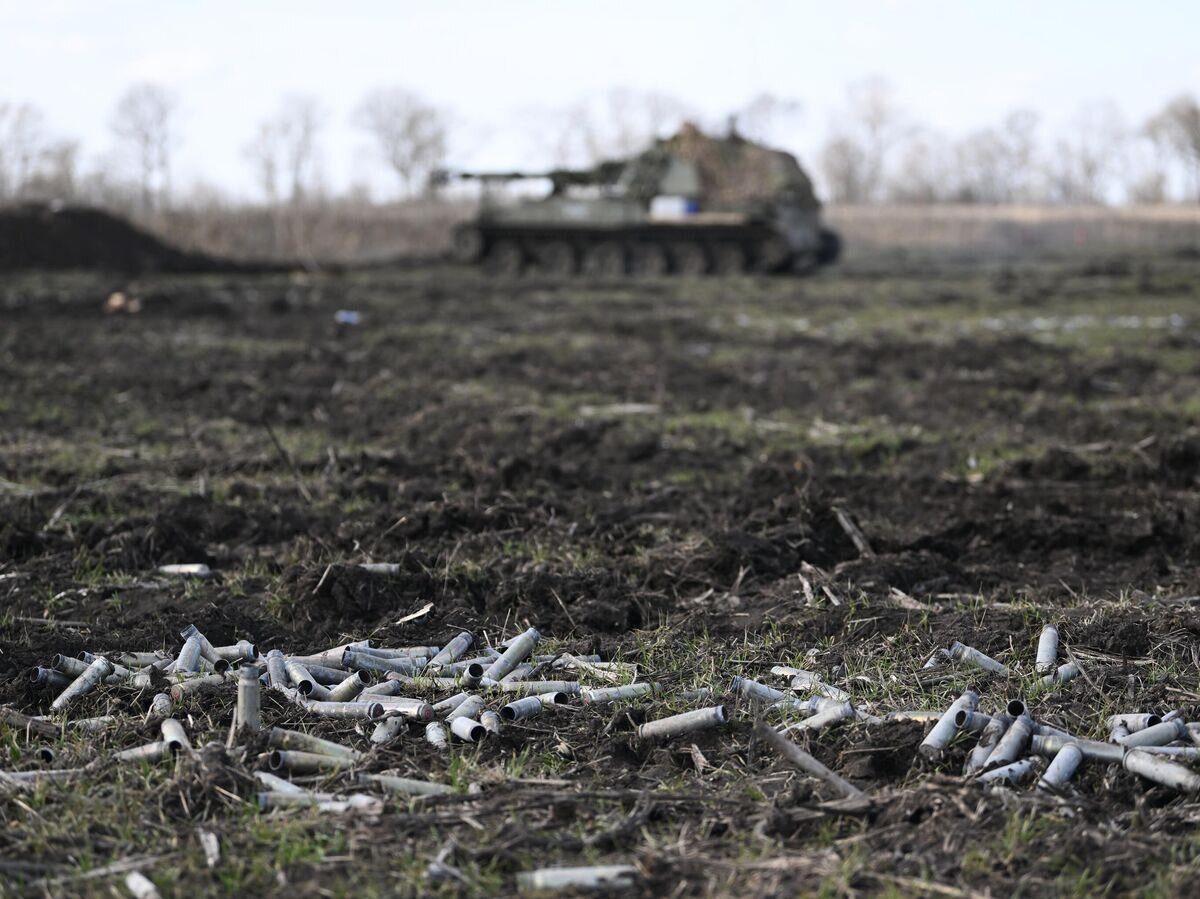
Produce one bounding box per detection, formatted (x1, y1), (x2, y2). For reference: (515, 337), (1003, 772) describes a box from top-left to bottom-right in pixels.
(2, 253), (1200, 896)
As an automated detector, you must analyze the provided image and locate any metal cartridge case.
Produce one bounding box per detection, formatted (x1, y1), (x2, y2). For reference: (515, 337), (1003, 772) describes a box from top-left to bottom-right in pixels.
(977, 759), (1038, 786)
(1034, 625), (1059, 675)
(114, 741), (169, 764)
(268, 749), (353, 774)
(480, 710), (503, 734)
(445, 694), (484, 722)
(1041, 661), (1080, 687)
(1119, 718), (1189, 748)
(949, 641), (1010, 676)
(984, 713), (1034, 768)
(636, 706), (728, 742)
(50, 656), (115, 713)
(1031, 734), (1123, 764)
(425, 721), (448, 749)
(160, 718), (191, 753)
(180, 624), (222, 665)
(449, 717), (486, 742)
(427, 632), (474, 671)
(481, 627), (540, 682)
(267, 727), (362, 760)
(581, 683), (656, 704)
(1123, 749), (1200, 792)
(1037, 743), (1083, 790)
(304, 700), (385, 720)
(500, 696), (545, 721)
(357, 772), (454, 796)
(326, 672), (369, 703)
(918, 690), (979, 760)
(236, 665), (262, 733)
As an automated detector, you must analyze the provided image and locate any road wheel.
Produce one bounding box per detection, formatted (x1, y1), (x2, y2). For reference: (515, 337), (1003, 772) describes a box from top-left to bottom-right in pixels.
(713, 243), (747, 275)
(484, 240), (524, 276)
(670, 241), (709, 277)
(582, 241), (626, 277)
(533, 240), (577, 276)
(817, 229), (842, 265)
(755, 237), (792, 272)
(630, 243), (669, 277)
(450, 225), (484, 263)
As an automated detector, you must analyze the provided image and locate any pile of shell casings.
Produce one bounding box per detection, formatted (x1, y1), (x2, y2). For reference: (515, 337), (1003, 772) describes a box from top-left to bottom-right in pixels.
(10, 623), (729, 805)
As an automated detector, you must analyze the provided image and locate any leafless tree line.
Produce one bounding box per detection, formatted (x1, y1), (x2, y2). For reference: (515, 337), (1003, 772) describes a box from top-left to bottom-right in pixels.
(0, 84), (448, 211)
(819, 77), (1200, 205)
(2, 79), (1200, 224)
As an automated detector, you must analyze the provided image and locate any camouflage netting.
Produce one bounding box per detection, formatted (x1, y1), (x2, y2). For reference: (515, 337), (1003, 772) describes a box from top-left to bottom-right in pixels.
(623, 123), (820, 210)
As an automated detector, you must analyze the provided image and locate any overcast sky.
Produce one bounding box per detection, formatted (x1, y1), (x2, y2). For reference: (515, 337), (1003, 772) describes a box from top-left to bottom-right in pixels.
(4, 0), (1198, 199)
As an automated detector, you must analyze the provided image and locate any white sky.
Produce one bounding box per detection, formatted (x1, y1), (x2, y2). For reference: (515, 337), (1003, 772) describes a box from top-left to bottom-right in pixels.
(4, 0), (1198, 199)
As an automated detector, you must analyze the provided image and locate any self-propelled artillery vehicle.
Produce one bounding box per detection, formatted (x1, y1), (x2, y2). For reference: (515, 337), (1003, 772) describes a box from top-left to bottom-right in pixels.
(439, 123), (840, 276)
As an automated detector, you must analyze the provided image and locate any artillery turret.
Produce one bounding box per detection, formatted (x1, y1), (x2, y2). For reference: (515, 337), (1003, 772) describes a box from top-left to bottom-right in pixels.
(440, 123), (840, 276)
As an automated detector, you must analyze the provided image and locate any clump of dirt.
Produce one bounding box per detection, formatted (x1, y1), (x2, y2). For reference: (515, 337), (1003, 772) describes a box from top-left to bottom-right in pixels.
(1159, 431), (1200, 486)
(159, 743), (252, 820)
(838, 720), (924, 783)
(0, 523), (47, 562)
(1065, 608), (1154, 656)
(284, 558), (647, 641)
(833, 549), (965, 597)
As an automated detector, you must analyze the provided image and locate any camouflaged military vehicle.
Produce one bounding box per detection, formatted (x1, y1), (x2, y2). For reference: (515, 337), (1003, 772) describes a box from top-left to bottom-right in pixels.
(440, 123), (840, 276)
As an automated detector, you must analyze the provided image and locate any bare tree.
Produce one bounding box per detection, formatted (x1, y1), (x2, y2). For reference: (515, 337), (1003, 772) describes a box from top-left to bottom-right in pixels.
(0, 102), (49, 199)
(595, 88), (646, 160)
(640, 91), (694, 143)
(244, 96), (325, 257)
(848, 76), (909, 201)
(822, 76), (909, 202)
(1127, 170), (1168, 203)
(592, 88), (693, 160)
(1146, 94), (1200, 201)
(950, 112), (1038, 203)
(520, 103), (592, 168)
(110, 83), (176, 211)
(244, 96), (324, 205)
(23, 140), (80, 200)
(731, 93), (803, 145)
(277, 95), (324, 204)
(242, 119), (289, 255)
(887, 132), (952, 203)
(244, 120), (286, 204)
(353, 88), (447, 197)
(820, 134), (873, 202)
(525, 90), (694, 169)
(952, 129), (1008, 202)
(1001, 110), (1040, 201)
(1043, 101), (1125, 204)
(1122, 129), (1173, 203)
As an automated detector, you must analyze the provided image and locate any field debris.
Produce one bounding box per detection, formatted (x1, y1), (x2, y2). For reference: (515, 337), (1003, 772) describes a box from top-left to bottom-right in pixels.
(124, 870), (162, 899)
(6, 616), (1200, 891)
(753, 720), (865, 801)
(515, 864), (639, 891)
(156, 563), (213, 578)
(636, 705), (728, 742)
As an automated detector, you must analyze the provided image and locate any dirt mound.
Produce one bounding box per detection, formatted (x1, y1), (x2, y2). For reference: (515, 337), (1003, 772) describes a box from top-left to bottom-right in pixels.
(0, 203), (226, 273)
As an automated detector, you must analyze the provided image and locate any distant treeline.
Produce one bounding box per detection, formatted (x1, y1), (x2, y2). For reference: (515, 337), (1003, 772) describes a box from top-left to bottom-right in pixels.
(2, 79), (1199, 258)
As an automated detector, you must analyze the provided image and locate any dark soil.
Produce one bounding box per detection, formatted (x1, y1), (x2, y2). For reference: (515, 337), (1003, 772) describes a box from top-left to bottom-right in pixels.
(0, 204), (255, 274)
(1, 256), (1199, 896)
